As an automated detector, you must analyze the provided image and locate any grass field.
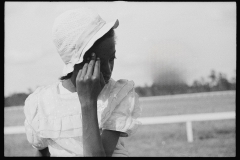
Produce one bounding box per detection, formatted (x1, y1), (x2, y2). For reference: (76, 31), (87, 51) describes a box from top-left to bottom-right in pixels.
(4, 91), (236, 157)
(125, 120), (235, 157)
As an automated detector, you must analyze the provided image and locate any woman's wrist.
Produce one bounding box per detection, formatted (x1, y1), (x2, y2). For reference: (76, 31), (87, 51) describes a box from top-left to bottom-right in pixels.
(78, 95), (97, 107)
(80, 100), (98, 112)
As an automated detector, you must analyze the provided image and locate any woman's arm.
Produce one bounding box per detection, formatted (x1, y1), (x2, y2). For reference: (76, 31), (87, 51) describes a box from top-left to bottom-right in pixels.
(81, 102), (105, 156)
(101, 130), (121, 156)
(76, 53), (120, 156)
(81, 102), (120, 156)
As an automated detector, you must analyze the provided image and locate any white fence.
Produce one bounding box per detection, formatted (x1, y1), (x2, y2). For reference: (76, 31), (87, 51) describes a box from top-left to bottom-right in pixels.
(138, 111), (235, 142)
(4, 126), (26, 135)
(4, 90), (235, 142)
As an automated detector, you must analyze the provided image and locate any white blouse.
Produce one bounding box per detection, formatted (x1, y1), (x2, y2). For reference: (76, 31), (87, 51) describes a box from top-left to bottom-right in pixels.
(24, 78), (142, 157)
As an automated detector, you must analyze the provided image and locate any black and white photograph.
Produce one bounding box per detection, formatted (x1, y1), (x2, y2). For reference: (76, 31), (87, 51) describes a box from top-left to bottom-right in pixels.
(4, 1), (236, 157)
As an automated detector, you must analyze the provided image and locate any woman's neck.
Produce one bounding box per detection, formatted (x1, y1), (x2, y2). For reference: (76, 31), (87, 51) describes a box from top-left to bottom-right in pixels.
(62, 78), (76, 93)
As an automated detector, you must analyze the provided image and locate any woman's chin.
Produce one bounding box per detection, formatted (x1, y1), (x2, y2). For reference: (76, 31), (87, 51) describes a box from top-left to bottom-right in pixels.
(105, 80), (109, 84)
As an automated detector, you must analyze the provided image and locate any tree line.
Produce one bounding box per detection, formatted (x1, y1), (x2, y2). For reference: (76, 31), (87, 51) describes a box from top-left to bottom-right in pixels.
(135, 70), (236, 97)
(4, 70), (236, 107)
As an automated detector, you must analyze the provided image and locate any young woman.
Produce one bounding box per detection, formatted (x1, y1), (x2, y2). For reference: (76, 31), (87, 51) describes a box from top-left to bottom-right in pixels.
(24, 7), (141, 157)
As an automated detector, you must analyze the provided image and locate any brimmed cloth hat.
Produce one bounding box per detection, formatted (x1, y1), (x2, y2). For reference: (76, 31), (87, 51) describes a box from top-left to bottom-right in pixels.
(52, 7), (119, 76)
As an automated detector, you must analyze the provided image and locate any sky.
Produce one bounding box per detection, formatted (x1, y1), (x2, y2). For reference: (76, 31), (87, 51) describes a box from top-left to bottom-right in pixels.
(4, 2), (236, 96)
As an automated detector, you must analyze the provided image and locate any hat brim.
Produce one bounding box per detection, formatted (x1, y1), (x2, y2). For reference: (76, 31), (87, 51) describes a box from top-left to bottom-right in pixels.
(62, 19), (119, 76)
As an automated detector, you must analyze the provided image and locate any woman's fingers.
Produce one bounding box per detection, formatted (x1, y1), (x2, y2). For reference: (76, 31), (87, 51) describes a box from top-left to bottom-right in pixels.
(76, 69), (82, 78)
(80, 62), (88, 80)
(78, 52), (100, 81)
(93, 57), (100, 79)
(86, 53), (96, 77)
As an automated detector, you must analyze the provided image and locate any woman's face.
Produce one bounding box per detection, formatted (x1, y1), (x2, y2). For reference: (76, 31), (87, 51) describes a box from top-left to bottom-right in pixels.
(74, 37), (116, 84)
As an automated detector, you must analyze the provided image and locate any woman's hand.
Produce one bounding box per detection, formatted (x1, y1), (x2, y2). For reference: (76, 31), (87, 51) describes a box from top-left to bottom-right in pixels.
(76, 53), (102, 106)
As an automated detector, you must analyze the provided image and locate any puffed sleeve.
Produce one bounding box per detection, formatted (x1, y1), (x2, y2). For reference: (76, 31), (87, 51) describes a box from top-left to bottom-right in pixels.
(23, 87), (48, 150)
(102, 79), (142, 137)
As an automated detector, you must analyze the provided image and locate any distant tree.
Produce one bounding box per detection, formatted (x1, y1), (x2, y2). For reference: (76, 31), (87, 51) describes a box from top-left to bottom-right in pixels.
(191, 80), (202, 93)
(200, 77), (205, 86)
(203, 82), (211, 92)
(135, 86), (147, 97)
(134, 70), (235, 97)
(209, 69), (217, 87)
(216, 73), (231, 90)
(230, 70), (236, 90)
(5, 92), (29, 107)
(230, 77), (236, 90)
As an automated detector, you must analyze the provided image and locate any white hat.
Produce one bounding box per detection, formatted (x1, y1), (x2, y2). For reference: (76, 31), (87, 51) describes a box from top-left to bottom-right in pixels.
(52, 7), (119, 76)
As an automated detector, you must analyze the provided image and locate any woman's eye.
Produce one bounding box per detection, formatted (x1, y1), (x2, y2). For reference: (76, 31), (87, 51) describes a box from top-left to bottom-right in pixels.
(110, 57), (117, 61)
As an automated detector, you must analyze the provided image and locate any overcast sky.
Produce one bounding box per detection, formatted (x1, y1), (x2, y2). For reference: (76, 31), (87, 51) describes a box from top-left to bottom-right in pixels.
(4, 2), (236, 96)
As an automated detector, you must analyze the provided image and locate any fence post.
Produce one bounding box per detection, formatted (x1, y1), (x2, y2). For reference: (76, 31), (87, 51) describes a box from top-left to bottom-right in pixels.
(186, 121), (193, 142)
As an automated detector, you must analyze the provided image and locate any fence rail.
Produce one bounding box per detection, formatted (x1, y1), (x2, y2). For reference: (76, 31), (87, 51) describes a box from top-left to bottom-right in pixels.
(138, 111), (235, 125)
